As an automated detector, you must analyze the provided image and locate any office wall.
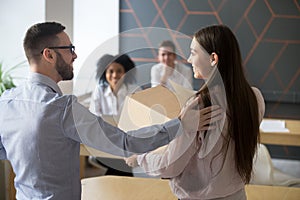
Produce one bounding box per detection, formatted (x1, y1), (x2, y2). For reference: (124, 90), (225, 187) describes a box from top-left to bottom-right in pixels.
(0, 0), (45, 86)
(73, 0), (119, 96)
(119, 0), (300, 119)
(45, 0), (120, 95)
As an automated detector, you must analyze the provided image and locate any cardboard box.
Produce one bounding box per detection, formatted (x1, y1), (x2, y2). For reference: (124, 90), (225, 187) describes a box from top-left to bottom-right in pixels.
(118, 85), (181, 131)
(83, 84), (195, 158)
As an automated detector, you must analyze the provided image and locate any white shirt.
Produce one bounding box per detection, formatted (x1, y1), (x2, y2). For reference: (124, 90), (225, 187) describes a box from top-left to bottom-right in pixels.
(151, 62), (193, 89)
(89, 83), (141, 116)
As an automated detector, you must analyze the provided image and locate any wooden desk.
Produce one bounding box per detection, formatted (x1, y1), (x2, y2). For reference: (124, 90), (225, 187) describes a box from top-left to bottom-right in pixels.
(260, 119), (300, 146)
(245, 184), (300, 200)
(81, 175), (300, 200)
(81, 176), (176, 200)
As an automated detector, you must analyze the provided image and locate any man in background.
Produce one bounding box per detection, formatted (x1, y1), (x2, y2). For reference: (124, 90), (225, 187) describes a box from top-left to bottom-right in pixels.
(151, 40), (193, 89)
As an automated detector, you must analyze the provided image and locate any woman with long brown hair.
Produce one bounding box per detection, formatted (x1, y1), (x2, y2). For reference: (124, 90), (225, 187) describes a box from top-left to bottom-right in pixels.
(125, 25), (265, 199)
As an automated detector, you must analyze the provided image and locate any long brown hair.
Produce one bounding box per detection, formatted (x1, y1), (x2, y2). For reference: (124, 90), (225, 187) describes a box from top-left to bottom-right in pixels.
(194, 25), (260, 183)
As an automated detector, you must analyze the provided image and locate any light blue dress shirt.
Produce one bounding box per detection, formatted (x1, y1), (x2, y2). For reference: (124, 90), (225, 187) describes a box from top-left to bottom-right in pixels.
(0, 72), (182, 200)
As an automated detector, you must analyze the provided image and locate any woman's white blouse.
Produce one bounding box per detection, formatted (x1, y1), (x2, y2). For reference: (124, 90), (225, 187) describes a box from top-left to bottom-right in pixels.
(89, 83), (141, 116)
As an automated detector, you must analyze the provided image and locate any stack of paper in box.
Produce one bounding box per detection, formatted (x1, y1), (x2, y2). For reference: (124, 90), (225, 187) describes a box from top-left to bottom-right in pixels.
(260, 119), (290, 133)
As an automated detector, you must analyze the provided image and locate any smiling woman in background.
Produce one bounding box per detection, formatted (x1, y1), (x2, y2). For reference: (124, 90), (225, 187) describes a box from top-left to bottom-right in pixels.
(89, 53), (140, 117)
(89, 53), (141, 176)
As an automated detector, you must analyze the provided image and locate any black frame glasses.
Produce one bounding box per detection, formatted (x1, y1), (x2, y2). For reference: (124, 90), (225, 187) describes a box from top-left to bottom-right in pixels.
(41, 45), (75, 55)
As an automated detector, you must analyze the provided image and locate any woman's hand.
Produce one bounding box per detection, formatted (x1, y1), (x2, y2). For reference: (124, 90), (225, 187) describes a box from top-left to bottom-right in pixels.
(199, 105), (224, 131)
(179, 97), (224, 133)
(160, 65), (174, 86)
(124, 154), (139, 168)
(178, 96), (201, 133)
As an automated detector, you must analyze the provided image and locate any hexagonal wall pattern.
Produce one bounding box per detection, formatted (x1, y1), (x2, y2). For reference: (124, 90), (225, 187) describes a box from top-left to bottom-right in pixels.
(120, 0), (300, 119)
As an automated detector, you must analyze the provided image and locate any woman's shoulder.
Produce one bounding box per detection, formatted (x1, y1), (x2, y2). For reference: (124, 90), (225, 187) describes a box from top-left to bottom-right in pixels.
(251, 87), (264, 100)
(251, 87), (265, 120)
(251, 86), (261, 93)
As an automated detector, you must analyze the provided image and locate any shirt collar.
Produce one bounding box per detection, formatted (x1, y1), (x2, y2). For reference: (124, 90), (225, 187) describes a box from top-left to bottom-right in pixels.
(159, 61), (178, 69)
(103, 84), (127, 97)
(29, 72), (63, 95)
(102, 85), (113, 97)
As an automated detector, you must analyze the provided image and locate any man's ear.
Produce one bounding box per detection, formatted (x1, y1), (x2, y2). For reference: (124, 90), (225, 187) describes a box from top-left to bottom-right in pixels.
(42, 49), (55, 63)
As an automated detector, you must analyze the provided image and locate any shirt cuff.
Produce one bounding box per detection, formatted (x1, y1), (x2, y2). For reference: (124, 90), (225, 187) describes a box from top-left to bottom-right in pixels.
(164, 118), (183, 141)
(137, 153), (147, 166)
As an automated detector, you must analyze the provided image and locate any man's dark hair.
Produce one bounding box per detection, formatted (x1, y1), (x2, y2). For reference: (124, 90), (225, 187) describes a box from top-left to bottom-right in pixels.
(159, 40), (176, 53)
(23, 22), (65, 62)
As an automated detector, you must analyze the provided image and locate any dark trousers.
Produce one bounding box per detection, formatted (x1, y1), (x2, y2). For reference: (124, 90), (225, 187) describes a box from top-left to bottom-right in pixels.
(96, 157), (133, 177)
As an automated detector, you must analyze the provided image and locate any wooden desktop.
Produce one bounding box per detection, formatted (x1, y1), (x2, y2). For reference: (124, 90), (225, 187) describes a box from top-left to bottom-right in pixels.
(260, 119), (300, 146)
(81, 175), (300, 200)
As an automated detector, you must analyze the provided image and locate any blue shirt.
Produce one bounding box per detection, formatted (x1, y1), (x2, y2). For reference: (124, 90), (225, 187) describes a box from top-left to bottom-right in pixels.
(0, 72), (182, 200)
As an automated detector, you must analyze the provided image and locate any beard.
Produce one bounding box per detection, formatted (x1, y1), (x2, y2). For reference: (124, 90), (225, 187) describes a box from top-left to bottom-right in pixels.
(55, 52), (74, 80)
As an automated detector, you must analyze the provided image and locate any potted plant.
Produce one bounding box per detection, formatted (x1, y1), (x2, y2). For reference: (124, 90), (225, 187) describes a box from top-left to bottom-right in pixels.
(0, 61), (26, 96)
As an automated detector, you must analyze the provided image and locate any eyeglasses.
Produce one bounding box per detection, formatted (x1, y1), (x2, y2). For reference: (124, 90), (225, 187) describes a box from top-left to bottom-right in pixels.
(41, 45), (75, 55)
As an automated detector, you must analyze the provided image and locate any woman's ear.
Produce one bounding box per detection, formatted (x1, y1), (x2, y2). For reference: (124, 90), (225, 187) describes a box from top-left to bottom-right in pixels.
(210, 52), (219, 67)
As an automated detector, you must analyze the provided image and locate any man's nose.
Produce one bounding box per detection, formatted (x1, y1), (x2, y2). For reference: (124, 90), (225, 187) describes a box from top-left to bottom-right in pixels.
(73, 52), (77, 59)
(163, 55), (170, 60)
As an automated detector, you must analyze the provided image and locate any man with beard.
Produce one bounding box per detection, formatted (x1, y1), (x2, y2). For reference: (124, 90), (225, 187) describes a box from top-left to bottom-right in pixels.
(0, 22), (222, 200)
